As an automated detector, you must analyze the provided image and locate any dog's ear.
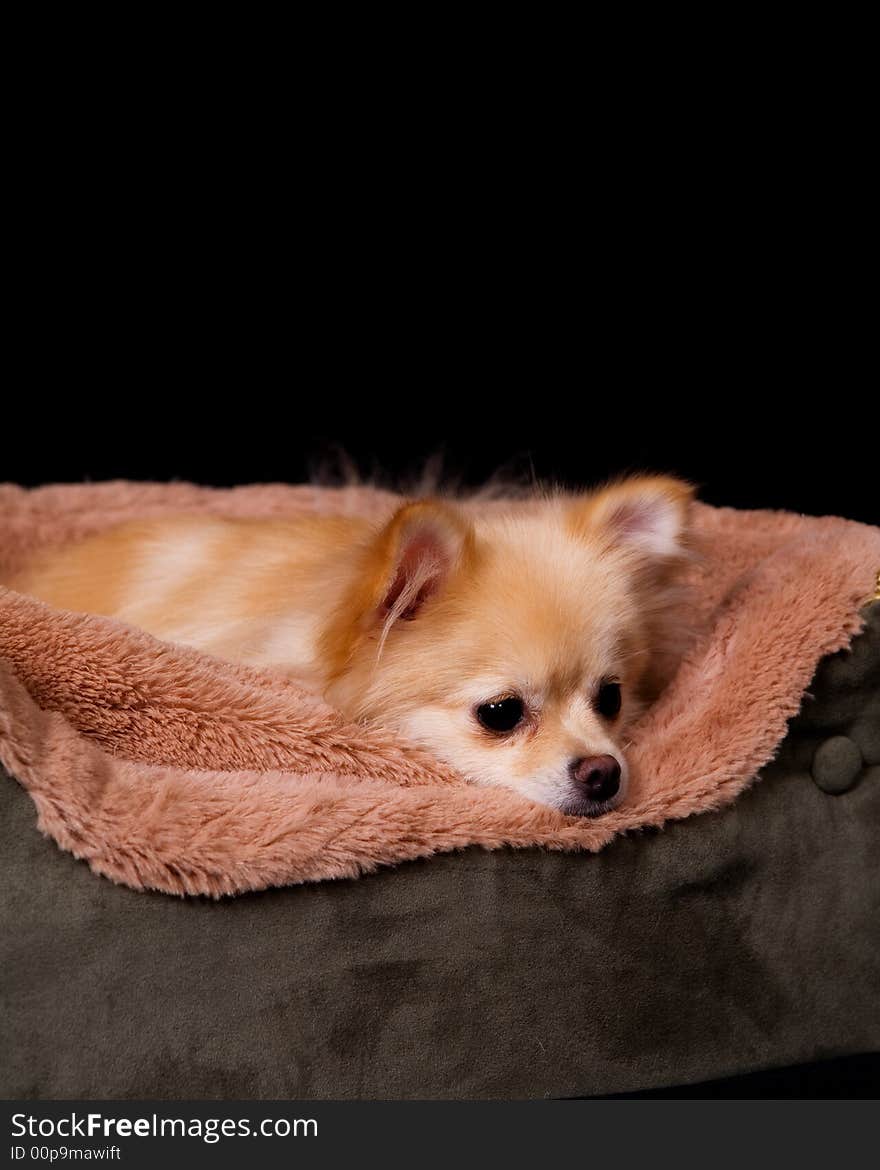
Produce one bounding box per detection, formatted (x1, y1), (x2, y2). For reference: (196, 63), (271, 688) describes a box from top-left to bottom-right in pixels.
(371, 500), (474, 626)
(572, 476), (694, 559)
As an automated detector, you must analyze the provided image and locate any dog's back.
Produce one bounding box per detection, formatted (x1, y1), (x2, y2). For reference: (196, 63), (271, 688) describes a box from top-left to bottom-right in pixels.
(7, 514), (370, 676)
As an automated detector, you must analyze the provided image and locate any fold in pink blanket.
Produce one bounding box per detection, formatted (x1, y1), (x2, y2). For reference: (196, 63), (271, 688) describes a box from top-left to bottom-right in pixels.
(1, 482), (877, 896)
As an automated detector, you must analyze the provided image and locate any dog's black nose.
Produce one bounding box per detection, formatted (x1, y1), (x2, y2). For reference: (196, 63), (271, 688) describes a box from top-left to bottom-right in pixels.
(569, 755), (621, 803)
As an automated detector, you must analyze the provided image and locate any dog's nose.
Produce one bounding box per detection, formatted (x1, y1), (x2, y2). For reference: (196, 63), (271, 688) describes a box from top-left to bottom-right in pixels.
(569, 755), (621, 803)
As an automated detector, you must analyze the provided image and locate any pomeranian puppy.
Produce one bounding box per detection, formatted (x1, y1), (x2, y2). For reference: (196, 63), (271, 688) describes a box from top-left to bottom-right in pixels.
(10, 476), (693, 817)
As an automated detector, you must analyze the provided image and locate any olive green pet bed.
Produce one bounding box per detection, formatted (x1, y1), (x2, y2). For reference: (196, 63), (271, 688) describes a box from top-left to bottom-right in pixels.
(1, 606), (877, 1099)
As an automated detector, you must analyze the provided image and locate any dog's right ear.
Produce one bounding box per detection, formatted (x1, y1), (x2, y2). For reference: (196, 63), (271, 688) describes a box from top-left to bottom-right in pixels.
(320, 499), (474, 679)
(371, 500), (473, 628)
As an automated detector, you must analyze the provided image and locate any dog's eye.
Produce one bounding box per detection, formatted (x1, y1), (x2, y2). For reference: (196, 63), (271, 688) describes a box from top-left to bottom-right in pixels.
(476, 697), (525, 734)
(595, 680), (622, 719)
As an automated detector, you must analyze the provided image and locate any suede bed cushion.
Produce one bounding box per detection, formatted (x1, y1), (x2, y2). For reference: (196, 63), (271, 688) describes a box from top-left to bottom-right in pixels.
(3, 605), (877, 1100)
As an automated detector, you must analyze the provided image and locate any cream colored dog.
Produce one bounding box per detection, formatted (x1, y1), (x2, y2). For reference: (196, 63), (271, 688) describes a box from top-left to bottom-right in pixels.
(12, 476), (693, 816)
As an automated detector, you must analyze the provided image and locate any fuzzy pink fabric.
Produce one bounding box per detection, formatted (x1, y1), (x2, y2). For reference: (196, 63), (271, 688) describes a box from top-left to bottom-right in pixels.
(1, 481), (877, 896)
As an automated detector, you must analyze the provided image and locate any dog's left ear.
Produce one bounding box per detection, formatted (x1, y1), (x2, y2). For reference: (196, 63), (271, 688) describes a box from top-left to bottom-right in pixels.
(573, 476), (694, 559)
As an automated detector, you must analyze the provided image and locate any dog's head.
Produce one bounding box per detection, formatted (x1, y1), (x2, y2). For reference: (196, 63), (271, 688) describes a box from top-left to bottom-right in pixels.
(321, 476), (694, 816)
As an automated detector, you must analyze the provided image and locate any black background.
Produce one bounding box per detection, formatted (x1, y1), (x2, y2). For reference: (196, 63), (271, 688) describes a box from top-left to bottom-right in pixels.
(9, 334), (877, 526)
(8, 146), (876, 526)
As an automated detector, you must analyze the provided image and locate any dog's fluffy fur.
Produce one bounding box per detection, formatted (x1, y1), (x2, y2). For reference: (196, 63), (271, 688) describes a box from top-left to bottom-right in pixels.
(10, 476), (694, 815)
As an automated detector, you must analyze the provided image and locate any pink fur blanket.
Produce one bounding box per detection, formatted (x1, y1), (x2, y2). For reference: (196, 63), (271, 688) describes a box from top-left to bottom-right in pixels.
(1, 481), (877, 897)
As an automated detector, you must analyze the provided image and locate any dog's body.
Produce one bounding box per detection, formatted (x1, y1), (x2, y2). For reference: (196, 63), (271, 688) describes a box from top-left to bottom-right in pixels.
(10, 477), (694, 816)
